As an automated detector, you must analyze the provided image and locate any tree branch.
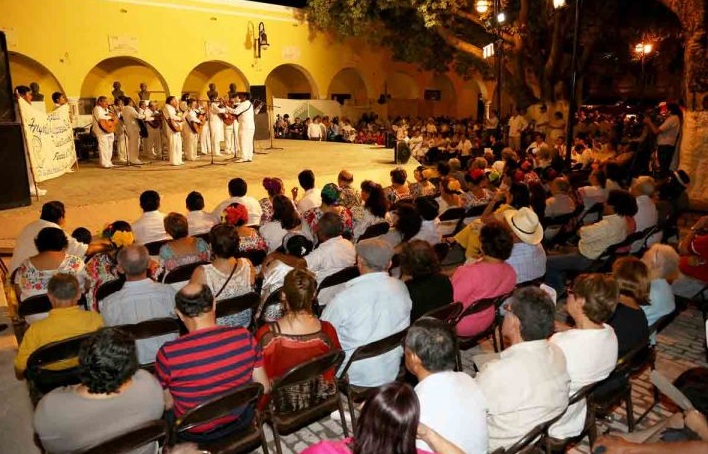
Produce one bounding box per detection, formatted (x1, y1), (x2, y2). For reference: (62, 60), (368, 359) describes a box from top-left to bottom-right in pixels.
(435, 26), (484, 58)
(452, 10), (515, 44)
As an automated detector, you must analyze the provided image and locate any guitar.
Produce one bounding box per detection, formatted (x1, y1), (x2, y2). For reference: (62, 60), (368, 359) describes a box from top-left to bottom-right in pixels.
(220, 112), (235, 126)
(166, 114), (183, 133)
(146, 111), (162, 129)
(98, 109), (119, 134)
(187, 112), (206, 134)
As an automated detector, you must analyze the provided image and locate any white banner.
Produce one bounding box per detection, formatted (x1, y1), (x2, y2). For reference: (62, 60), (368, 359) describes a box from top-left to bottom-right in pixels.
(272, 98), (343, 122)
(19, 103), (76, 183)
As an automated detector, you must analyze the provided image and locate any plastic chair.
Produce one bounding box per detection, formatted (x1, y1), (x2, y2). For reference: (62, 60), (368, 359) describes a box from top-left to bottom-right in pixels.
(76, 420), (167, 454)
(266, 350), (349, 454)
(170, 382), (269, 454)
(357, 222), (390, 242)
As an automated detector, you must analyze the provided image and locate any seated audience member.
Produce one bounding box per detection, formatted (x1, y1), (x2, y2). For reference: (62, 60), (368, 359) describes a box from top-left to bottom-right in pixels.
(384, 167), (411, 204)
(577, 169), (608, 223)
(545, 189), (637, 295)
(256, 269), (341, 411)
(409, 166), (437, 199)
(448, 158), (467, 189)
(544, 177), (576, 219)
(337, 170), (362, 209)
(351, 180), (389, 241)
(604, 162), (624, 191)
(452, 222), (517, 337)
(14, 227), (86, 306)
(492, 148), (516, 175)
(413, 197), (442, 245)
(185, 191), (214, 236)
(401, 240), (454, 322)
(101, 244), (177, 365)
(266, 213), (356, 293)
(302, 382), (465, 454)
(476, 287), (570, 451)
(549, 274), (619, 438)
(631, 176), (659, 251)
(260, 194), (313, 253)
(294, 169), (322, 214)
(321, 238), (411, 387)
(10, 201), (89, 275)
(405, 318), (488, 453)
(436, 177), (467, 214)
(159, 212), (210, 276)
(190, 224), (255, 328)
(610, 257), (651, 357)
(259, 177), (285, 225)
(70, 227), (92, 246)
(502, 207), (546, 284)
(33, 328), (164, 454)
(211, 177), (263, 226)
(303, 183), (354, 240)
(467, 169), (495, 207)
(156, 283), (269, 441)
(673, 215), (708, 299)
(221, 202), (267, 252)
(259, 234), (314, 321)
(381, 202), (422, 249)
(571, 144), (594, 169)
(15, 274), (103, 374)
(642, 244), (679, 328)
(131, 190), (170, 245)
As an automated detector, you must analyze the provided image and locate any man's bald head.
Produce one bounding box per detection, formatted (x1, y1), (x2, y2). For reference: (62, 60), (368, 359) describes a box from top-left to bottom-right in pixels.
(117, 244), (150, 278)
(175, 283), (214, 318)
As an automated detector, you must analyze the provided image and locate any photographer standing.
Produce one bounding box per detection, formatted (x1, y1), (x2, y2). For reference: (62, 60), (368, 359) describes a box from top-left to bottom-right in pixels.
(645, 102), (682, 178)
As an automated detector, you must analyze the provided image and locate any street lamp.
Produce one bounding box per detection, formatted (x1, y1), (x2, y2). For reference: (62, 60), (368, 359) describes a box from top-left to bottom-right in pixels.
(635, 42), (654, 101)
(555, 0), (582, 170)
(475, 0), (492, 14)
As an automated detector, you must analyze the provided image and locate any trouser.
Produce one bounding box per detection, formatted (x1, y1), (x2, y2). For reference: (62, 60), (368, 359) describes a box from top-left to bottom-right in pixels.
(657, 145), (676, 178)
(199, 124), (211, 155)
(183, 129), (198, 161)
(238, 126), (255, 161)
(96, 132), (115, 167)
(116, 129), (127, 162)
(144, 128), (160, 158)
(210, 122), (223, 156)
(544, 251), (594, 296)
(126, 129), (141, 162)
(167, 131), (183, 165)
(224, 125), (235, 154)
(509, 136), (521, 152)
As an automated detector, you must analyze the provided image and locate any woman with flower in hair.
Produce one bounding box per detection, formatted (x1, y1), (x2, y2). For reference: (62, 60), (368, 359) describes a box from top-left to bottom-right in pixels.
(259, 177), (285, 225)
(435, 177), (468, 214)
(302, 183), (354, 240)
(85, 221), (157, 310)
(221, 202), (267, 253)
(409, 166), (437, 199)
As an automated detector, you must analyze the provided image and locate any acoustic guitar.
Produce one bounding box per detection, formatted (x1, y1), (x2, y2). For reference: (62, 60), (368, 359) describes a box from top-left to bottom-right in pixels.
(187, 112), (206, 135)
(220, 112), (235, 126)
(166, 115), (182, 133)
(98, 110), (119, 134)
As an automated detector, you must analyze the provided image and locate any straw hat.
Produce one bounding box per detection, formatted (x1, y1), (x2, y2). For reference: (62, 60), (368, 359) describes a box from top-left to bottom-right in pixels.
(503, 207), (543, 245)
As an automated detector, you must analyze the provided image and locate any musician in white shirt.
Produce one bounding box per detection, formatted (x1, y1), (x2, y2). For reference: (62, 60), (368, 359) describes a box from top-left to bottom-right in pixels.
(198, 100), (211, 156)
(120, 97), (144, 164)
(143, 101), (162, 160)
(162, 96), (184, 166)
(208, 97), (225, 157)
(232, 92), (256, 162)
(181, 99), (201, 161)
(92, 96), (115, 168)
(223, 96), (238, 156)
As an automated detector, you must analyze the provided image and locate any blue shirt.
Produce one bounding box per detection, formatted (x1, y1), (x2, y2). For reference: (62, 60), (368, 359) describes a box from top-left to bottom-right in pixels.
(643, 279), (675, 343)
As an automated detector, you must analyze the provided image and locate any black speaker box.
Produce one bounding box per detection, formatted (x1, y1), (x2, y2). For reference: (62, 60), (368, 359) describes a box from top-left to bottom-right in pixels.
(250, 85), (270, 141)
(0, 32), (14, 123)
(0, 123), (31, 209)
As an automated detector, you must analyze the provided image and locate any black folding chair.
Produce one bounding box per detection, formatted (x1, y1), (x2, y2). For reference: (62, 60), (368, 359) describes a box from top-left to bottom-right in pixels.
(357, 222), (390, 242)
(315, 266), (360, 306)
(95, 279), (125, 311)
(238, 249), (267, 267)
(215, 292), (261, 331)
(77, 420), (167, 454)
(116, 318), (181, 373)
(163, 261), (210, 285)
(144, 239), (170, 256)
(421, 302), (463, 326)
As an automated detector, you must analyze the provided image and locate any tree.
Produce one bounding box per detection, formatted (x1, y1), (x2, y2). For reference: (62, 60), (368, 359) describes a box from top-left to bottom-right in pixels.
(305, 0), (672, 108)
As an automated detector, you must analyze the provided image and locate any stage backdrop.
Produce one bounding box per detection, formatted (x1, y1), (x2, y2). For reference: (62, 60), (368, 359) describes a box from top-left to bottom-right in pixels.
(19, 102), (76, 182)
(272, 98), (343, 122)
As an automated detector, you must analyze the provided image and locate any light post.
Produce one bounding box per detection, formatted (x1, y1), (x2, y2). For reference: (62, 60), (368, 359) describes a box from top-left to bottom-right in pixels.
(634, 42), (653, 101)
(476, 0), (504, 118)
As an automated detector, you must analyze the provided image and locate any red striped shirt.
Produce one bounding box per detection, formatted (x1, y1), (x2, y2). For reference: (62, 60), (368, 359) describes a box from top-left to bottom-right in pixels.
(156, 325), (263, 433)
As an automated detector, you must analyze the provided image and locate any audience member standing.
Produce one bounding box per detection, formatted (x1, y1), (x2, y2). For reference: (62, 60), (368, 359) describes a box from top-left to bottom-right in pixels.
(131, 190), (170, 245)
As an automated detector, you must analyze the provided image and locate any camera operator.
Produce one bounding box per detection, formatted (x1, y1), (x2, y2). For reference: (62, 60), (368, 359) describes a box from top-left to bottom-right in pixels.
(644, 102), (681, 178)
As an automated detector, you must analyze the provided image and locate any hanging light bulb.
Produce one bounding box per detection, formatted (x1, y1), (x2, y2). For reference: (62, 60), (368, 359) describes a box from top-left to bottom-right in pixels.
(475, 0), (492, 14)
(553, 0), (567, 8)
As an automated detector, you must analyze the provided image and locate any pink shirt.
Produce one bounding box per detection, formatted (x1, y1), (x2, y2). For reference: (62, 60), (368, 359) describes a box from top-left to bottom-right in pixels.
(302, 439), (433, 454)
(451, 261), (517, 337)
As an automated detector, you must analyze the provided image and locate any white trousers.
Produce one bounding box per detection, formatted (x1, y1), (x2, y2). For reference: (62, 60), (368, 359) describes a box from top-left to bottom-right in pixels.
(238, 127), (255, 161)
(167, 131), (183, 165)
(183, 129), (198, 161)
(144, 127), (161, 158)
(116, 130), (127, 162)
(126, 129), (141, 162)
(97, 132), (115, 167)
(224, 124), (235, 154)
(199, 123), (211, 155)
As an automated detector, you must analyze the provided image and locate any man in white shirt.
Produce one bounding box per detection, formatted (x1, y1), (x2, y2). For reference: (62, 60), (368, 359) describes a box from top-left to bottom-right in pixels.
(631, 176), (659, 252)
(132, 190), (170, 245)
(508, 107), (529, 151)
(293, 169), (322, 214)
(525, 133), (548, 157)
(142, 101), (162, 160)
(210, 178), (262, 226)
(476, 287), (570, 451)
(92, 96), (115, 168)
(646, 103), (681, 177)
(307, 115), (323, 141)
(181, 98), (201, 162)
(502, 208), (546, 284)
(120, 97), (144, 164)
(100, 244), (177, 365)
(208, 97), (226, 157)
(405, 318), (488, 454)
(321, 238), (411, 387)
(9, 201), (89, 274)
(232, 92), (256, 162)
(162, 96), (184, 166)
(185, 191), (214, 236)
(198, 100), (211, 156)
(544, 177), (576, 219)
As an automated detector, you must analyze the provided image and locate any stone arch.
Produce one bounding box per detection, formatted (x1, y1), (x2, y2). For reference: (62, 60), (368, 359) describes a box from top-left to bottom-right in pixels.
(385, 71), (420, 99)
(327, 67), (369, 105)
(182, 61), (250, 101)
(265, 64), (319, 100)
(79, 56), (169, 104)
(8, 53), (64, 111)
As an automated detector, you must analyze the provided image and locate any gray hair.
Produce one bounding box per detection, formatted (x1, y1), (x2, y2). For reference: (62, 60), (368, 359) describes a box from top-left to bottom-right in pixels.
(117, 244), (150, 277)
(48, 273), (80, 301)
(404, 317), (457, 373)
(642, 244), (679, 279)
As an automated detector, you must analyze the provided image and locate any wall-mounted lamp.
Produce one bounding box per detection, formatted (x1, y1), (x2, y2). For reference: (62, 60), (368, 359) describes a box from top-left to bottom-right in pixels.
(256, 22), (269, 58)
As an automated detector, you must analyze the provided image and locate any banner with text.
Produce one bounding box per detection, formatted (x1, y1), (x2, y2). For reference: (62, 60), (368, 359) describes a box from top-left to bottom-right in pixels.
(19, 102), (76, 182)
(272, 98), (343, 123)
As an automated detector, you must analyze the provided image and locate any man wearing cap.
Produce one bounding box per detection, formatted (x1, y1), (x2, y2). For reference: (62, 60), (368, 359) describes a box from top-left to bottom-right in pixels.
(503, 207), (547, 284)
(321, 238), (412, 387)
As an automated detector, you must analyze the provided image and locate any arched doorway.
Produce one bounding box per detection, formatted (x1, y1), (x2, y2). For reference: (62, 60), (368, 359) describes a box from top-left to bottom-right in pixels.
(327, 68), (368, 105)
(265, 64), (318, 100)
(8, 53), (64, 112)
(429, 73), (456, 117)
(182, 61), (249, 100)
(79, 56), (169, 109)
(385, 71), (420, 118)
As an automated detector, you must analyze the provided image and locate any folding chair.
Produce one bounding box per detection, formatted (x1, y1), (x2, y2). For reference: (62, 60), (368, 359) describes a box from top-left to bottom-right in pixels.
(77, 420), (167, 454)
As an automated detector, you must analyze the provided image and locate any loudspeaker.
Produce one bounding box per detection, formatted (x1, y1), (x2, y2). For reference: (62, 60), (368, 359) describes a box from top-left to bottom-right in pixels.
(394, 142), (411, 165)
(250, 85), (269, 141)
(0, 31), (16, 123)
(0, 123), (31, 210)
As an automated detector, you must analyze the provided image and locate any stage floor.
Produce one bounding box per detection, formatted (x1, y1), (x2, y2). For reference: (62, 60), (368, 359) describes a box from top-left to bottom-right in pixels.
(0, 140), (419, 247)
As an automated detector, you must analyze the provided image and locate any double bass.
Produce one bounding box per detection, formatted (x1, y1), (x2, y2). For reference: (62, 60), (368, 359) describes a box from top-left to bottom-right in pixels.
(98, 106), (119, 134)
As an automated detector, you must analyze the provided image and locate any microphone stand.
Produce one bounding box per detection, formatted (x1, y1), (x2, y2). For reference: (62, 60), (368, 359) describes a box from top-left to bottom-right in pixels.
(263, 95), (283, 151)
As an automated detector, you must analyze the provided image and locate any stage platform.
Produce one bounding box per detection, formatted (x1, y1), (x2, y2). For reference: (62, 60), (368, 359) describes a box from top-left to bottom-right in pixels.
(0, 140), (419, 248)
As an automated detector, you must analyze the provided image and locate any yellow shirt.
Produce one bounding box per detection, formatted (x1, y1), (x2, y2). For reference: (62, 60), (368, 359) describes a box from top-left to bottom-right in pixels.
(15, 306), (104, 373)
(454, 204), (514, 259)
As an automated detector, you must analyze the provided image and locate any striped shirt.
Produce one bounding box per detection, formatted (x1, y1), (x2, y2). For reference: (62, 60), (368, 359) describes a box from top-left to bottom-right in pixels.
(156, 325), (263, 433)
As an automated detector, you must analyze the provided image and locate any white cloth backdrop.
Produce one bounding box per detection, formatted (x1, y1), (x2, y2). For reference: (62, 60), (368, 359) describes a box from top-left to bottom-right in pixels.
(19, 103), (76, 182)
(272, 98), (343, 122)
